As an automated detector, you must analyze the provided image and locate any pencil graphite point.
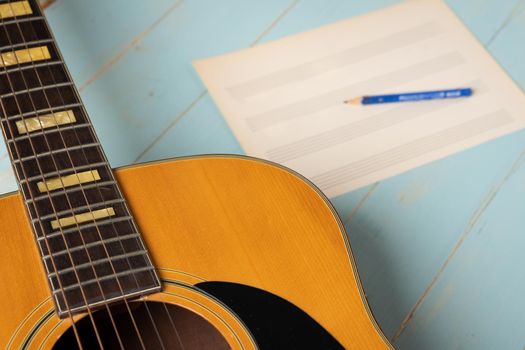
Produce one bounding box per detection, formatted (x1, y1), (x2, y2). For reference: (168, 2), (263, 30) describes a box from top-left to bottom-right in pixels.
(344, 97), (362, 105)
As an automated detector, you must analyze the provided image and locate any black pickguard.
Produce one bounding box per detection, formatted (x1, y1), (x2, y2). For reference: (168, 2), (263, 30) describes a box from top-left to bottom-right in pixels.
(197, 282), (345, 350)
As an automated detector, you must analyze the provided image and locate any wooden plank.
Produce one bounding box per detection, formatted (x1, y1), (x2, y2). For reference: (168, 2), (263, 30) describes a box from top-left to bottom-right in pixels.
(135, 0), (404, 163)
(446, 0), (524, 45)
(0, 1), (522, 349)
(394, 4), (525, 349)
(44, 0), (183, 87)
(77, 0), (299, 167)
(395, 143), (525, 349)
(352, 130), (525, 339)
(0, 0), (297, 183)
(0, 0), (180, 192)
(135, 94), (243, 160)
(488, 1), (525, 89)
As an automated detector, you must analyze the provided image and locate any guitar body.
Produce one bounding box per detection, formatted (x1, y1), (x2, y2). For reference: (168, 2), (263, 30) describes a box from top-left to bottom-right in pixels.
(0, 155), (391, 349)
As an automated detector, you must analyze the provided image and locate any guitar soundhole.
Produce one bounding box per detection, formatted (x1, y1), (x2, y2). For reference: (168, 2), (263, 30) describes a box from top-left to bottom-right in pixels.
(53, 301), (230, 350)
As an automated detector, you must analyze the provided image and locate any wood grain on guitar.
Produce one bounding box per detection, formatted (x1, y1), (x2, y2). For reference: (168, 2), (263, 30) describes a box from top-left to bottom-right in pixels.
(0, 0), (393, 348)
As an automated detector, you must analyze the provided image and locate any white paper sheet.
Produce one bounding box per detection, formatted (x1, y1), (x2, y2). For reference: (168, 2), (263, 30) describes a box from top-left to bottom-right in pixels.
(194, 0), (525, 197)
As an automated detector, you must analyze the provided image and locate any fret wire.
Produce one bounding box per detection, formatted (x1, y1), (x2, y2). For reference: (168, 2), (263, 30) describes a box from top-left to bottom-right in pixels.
(42, 233), (141, 260)
(37, 216), (134, 241)
(15, 110), (77, 134)
(27, 180), (117, 202)
(0, 1), (161, 319)
(37, 17), (164, 326)
(0, 0), (91, 324)
(0, 38), (54, 52)
(48, 250), (149, 278)
(54, 266), (157, 293)
(0, 81), (73, 97)
(13, 5), (121, 238)
(4, 102), (82, 121)
(4, 7), (159, 343)
(13, 142), (101, 162)
(8, 122), (92, 142)
(25, 11), (163, 329)
(0, 38), (89, 207)
(20, 161), (109, 184)
(34, 198), (126, 222)
(0, 15), (45, 27)
(0, 59), (63, 76)
(58, 284), (162, 317)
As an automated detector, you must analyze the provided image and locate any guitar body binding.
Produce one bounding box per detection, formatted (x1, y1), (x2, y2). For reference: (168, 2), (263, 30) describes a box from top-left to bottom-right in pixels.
(0, 155), (392, 349)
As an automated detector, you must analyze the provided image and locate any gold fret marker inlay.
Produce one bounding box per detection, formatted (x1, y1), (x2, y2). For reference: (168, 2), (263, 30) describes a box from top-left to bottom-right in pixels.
(16, 110), (76, 134)
(50, 207), (115, 230)
(37, 170), (101, 193)
(0, 1), (33, 19)
(0, 46), (51, 67)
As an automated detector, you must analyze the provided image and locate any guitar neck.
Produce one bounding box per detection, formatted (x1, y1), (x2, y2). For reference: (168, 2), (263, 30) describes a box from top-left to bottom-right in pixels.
(0, 0), (160, 317)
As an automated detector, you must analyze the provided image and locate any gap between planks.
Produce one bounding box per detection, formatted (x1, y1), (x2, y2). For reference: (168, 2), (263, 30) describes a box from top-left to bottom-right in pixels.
(391, 3), (525, 339)
(343, 183), (379, 226)
(390, 148), (525, 343)
(0, 1), (303, 181)
(485, 0), (525, 47)
(0, 1), (184, 169)
(134, 0), (302, 163)
(78, 0), (184, 91)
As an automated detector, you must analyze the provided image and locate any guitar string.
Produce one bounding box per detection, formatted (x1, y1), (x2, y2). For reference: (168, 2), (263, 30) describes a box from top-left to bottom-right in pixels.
(25, 1), (183, 348)
(30, 1), (185, 348)
(30, 1), (177, 348)
(3, 3), (156, 350)
(1, 3), (126, 349)
(4, 3), (184, 349)
(23, 3), (174, 349)
(17, 5), (148, 349)
(0, 10), (92, 350)
(0, 5), (117, 349)
(0, 54), (91, 350)
(0, 102), (86, 350)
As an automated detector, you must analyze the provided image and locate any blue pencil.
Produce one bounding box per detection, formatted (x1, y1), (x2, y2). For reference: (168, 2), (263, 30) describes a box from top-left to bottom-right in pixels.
(344, 87), (473, 105)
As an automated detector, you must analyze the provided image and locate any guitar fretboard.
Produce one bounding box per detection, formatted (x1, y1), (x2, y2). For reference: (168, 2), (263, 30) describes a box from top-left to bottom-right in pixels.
(0, 0), (161, 317)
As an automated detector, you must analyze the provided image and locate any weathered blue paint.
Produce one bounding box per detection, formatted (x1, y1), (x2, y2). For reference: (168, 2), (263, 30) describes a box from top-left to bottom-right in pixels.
(0, 1), (523, 349)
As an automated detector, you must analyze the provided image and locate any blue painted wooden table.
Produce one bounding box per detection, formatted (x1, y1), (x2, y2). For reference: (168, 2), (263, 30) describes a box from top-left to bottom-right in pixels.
(3, 0), (525, 348)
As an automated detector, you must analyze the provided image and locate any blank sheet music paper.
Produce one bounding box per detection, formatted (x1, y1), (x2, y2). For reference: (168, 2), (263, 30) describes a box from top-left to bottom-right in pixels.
(194, 0), (525, 197)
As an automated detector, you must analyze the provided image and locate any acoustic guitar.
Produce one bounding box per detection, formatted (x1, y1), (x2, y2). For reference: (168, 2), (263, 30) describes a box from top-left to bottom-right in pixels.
(0, 1), (393, 349)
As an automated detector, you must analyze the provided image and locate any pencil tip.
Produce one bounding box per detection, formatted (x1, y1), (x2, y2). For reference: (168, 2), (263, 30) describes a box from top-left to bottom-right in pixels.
(344, 97), (361, 105)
